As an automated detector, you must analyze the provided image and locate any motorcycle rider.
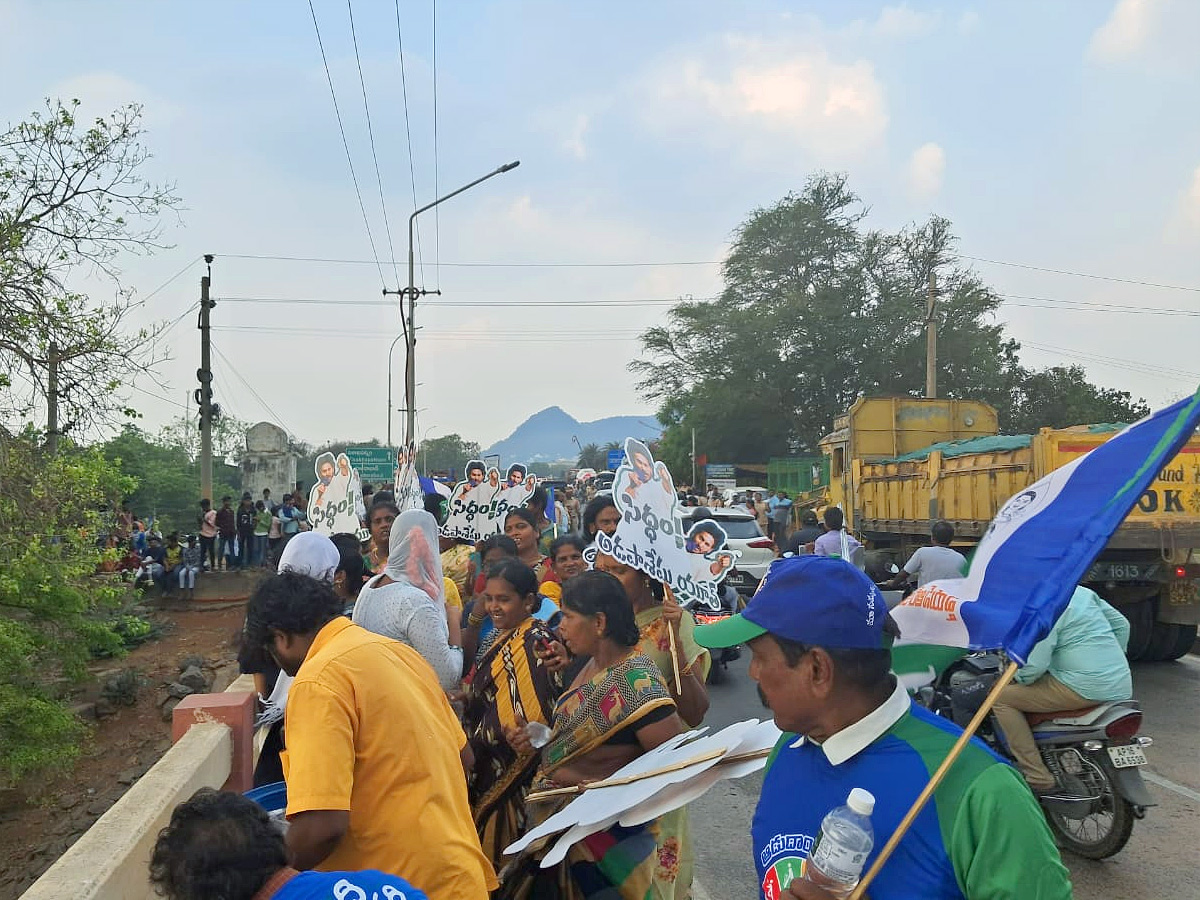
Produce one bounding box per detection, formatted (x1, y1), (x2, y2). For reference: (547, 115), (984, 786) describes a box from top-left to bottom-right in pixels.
(991, 585), (1132, 797)
(881, 520), (967, 590)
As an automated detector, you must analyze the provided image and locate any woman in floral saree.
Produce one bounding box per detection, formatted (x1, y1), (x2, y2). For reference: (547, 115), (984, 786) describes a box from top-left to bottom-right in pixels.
(501, 570), (684, 900)
(464, 559), (562, 869)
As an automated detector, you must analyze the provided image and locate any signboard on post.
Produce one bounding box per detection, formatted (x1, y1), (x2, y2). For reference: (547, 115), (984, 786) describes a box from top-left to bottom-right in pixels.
(606, 448), (626, 471)
(344, 446), (395, 484)
(705, 463), (736, 491)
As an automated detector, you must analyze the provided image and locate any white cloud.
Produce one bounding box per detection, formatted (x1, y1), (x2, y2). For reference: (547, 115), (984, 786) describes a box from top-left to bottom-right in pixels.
(873, 5), (940, 41)
(562, 113), (589, 160)
(1087, 0), (1164, 62)
(957, 10), (980, 35)
(642, 36), (888, 162)
(907, 142), (945, 199)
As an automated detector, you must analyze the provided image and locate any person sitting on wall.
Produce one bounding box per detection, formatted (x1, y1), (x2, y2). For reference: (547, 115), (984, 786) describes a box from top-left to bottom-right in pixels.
(149, 787), (429, 900)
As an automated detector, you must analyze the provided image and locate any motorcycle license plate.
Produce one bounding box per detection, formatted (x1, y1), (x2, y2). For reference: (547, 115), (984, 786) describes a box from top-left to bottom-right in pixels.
(1107, 744), (1147, 768)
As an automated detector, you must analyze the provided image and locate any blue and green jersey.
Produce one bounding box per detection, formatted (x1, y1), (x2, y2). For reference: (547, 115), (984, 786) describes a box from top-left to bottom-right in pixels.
(752, 702), (1072, 899)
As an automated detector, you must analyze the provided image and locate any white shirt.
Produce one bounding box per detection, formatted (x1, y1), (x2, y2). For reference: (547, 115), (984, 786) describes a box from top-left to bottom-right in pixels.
(352, 577), (463, 693)
(790, 679), (910, 765)
(903, 545), (966, 587)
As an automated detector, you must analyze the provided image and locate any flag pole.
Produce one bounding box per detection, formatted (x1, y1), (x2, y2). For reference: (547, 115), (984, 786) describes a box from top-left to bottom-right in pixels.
(848, 660), (1020, 900)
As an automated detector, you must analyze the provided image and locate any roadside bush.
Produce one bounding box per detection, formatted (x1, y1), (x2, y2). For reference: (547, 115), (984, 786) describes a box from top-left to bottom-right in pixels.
(0, 432), (134, 786)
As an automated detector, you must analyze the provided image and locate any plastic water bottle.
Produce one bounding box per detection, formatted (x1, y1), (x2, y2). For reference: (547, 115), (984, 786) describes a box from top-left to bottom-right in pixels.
(524, 721), (553, 749)
(802, 788), (875, 899)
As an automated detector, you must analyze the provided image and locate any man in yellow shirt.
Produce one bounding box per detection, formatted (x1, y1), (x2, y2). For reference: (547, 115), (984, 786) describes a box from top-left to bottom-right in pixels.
(245, 572), (497, 900)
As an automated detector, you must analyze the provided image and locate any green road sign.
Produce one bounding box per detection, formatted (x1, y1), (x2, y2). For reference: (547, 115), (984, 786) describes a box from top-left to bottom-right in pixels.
(345, 446), (395, 483)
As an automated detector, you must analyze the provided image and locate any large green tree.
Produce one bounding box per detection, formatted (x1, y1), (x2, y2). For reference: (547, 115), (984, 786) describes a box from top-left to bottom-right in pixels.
(100, 423), (243, 534)
(418, 434), (482, 477)
(1006, 366), (1150, 434)
(635, 174), (1144, 465)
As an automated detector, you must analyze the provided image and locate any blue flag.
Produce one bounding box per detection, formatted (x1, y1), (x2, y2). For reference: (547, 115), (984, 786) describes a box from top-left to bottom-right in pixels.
(545, 486), (557, 523)
(892, 388), (1200, 665)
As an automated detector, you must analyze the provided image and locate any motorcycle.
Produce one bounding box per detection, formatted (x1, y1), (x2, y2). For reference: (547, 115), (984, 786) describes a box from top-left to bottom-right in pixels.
(683, 580), (742, 684)
(914, 651), (1154, 859)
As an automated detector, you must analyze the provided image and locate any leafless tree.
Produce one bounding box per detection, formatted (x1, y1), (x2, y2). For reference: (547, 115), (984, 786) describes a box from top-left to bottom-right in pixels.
(0, 99), (181, 440)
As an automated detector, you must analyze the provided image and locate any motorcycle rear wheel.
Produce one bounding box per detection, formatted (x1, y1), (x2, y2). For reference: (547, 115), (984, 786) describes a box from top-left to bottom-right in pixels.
(1044, 766), (1135, 859)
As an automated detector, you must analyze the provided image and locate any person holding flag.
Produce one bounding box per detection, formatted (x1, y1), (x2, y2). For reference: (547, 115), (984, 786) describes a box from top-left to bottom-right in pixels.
(695, 556), (1072, 900)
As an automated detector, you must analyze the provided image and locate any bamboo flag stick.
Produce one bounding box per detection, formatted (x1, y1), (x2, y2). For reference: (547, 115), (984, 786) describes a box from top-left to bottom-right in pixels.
(524, 744), (769, 803)
(847, 661), (1020, 900)
(663, 585), (684, 694)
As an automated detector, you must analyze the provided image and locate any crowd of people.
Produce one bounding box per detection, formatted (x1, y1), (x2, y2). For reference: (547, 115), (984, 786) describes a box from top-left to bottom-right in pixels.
(144, 472), (1100, 900)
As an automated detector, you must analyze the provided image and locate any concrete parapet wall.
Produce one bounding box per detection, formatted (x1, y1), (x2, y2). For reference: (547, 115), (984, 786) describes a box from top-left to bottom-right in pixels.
(19, 723), (232, 900)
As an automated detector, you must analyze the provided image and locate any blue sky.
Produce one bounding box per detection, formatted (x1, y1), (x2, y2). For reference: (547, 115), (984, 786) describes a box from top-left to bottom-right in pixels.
(3, 0), (1199, 449)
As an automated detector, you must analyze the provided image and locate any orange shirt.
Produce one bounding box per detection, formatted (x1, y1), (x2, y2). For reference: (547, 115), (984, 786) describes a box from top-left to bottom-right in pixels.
(282, 617), (496, 899)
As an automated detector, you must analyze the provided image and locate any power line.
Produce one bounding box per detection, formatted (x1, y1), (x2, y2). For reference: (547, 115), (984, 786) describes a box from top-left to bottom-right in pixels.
(307, 0), (388, 289)
(212, 325), (643, 342)
(393, 0), (425, 284)
(128, 383), (190, 411)
(1020, 341), (1200, 381)
(218, 252), (723, 268)
(216, 294), (705, 307)
(964, 255), (1200, 294)
(431, 0), (440, 291)
(215, 291), (1196, 316)
(142, 256), (203, 304)
(210, 341), (295, 435)
(998, 294), (1200, 317)
(347, 0), (401, 289)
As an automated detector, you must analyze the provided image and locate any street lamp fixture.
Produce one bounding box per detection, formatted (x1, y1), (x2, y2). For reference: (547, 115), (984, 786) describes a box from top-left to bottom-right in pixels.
(386, 160), (521, 447)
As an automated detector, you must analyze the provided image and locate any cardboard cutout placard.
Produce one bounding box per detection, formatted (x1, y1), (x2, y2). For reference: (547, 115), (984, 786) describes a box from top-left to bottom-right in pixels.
(442, 458), (535, 542)
(393, 442), (423, 512)
(592, 438), (737, 609)
(307, 452), (365, 536)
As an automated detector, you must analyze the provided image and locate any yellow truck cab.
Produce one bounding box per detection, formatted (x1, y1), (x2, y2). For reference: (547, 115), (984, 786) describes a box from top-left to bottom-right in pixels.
(818, 396), (1200, 661)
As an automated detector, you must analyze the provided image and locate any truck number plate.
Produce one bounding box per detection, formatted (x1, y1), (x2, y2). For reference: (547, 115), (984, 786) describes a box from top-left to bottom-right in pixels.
(1107, 745), (1147, 768)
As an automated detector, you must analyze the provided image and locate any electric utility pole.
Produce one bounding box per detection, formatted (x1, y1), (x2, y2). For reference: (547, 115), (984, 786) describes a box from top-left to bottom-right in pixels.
(46, 341), (60, 455)
(925, 270), (938, 399)
(197, 254), (215, 502)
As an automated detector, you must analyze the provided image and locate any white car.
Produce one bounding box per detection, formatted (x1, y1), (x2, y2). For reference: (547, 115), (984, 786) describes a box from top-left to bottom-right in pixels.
(684, 508), (775, 595)
(722, 485), (767, 507)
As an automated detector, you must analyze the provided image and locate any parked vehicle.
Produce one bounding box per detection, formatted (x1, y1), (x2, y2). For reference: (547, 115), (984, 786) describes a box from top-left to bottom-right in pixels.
(914, 651), (1154, 859)
(683, 508), (775, 595)
(818, 396), (1200, 660)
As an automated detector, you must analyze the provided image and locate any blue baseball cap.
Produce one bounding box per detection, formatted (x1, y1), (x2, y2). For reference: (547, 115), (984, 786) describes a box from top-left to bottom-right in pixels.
(695, 556), (889, 650)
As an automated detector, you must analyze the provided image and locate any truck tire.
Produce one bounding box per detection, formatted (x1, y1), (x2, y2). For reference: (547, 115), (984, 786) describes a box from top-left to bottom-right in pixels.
(1124, 600), (1155, 661)
(1144, 622), (1182, 662)
(1164, 623), (1198, 661)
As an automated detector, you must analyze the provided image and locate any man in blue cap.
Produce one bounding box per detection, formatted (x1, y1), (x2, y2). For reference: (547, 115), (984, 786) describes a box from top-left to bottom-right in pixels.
(695, 556), (1071, 900)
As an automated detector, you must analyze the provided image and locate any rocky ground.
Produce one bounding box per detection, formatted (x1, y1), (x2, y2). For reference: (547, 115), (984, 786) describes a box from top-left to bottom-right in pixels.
(0, 601), (248, 900)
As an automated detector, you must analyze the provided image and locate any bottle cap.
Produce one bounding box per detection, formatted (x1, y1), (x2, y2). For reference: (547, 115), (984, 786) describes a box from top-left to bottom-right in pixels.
(847, 788), (875, 816)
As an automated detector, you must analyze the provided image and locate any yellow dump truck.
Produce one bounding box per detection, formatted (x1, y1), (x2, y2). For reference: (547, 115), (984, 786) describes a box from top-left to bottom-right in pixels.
(819, 397), (1200, 661)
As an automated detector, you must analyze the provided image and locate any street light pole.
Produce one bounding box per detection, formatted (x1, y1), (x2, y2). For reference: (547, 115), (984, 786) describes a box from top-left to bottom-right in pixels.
(386, 333), (404, 447)
(387, 160), (520, 447)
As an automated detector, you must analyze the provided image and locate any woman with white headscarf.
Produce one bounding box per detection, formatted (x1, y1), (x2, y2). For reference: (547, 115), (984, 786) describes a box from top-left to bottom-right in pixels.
(353, 509), (464, 692)
(240, 531), (343, 785)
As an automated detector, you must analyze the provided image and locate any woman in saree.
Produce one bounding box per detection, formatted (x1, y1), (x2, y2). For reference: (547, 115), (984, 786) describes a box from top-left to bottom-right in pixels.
(463, 559), (562, 869)
(502, 571), (684, 900)
(591, 552), (711, 727)
(591, 551), (710, 900)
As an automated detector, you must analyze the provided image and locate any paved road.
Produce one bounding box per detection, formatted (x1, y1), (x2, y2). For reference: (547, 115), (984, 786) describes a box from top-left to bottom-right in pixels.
(690, 651), (1200, 899)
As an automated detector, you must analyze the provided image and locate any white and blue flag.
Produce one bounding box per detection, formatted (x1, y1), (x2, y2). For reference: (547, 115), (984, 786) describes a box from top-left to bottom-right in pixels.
(892, 388), (1200, 666)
